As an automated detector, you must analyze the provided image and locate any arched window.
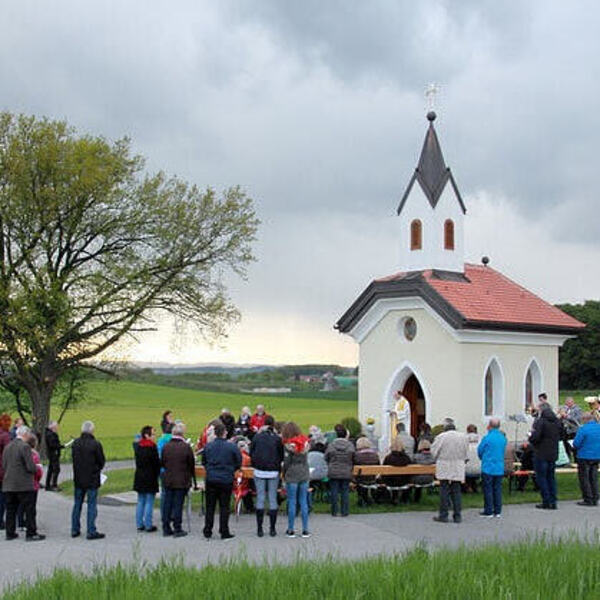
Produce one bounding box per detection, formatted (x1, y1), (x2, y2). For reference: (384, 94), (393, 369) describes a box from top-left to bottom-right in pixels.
(524, 359), (542, 413)
(410, 219), (422, 251)
(444, 219), (455, 250)
(483, 358), (504, 417)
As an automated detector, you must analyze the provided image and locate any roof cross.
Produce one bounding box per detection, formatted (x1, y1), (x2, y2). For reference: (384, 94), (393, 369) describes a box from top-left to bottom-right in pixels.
(425, 83), (440, 112)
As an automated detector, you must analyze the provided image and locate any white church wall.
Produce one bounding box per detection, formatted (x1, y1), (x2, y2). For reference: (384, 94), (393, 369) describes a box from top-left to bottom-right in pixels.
(357, 306), (560, 446)
(398, 182), (464, 273)
(358, 307), (462, 448)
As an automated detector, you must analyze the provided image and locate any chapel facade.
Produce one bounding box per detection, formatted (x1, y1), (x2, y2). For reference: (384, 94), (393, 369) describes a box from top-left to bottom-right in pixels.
(335, 111), (584, 450)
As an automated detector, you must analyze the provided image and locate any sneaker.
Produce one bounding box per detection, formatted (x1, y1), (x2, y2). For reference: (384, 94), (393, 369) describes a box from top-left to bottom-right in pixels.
(26, 534), (46, 542)
(479, 512), (494, 518)
(286, 529), (296, 538)
(494, 514), (502, 518)
(173, 531), (188, 538)
(301, 531), (311, 538)
(221, 533), (235, 540)
(86, 532), (105, 540)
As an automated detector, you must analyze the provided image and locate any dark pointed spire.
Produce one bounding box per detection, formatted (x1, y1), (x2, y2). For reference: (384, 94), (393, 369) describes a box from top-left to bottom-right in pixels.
(397, 112), (466, 215)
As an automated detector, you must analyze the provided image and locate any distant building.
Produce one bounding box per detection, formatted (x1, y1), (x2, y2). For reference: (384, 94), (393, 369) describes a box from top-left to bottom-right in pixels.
(335, 111), (585, 450)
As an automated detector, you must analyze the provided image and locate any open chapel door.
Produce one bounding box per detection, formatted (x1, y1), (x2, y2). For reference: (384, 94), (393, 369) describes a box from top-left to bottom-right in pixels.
(401, 374), (426, 439)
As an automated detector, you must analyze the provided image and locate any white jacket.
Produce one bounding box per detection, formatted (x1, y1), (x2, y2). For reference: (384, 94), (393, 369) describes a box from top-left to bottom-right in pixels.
(431, 430), (469, 482)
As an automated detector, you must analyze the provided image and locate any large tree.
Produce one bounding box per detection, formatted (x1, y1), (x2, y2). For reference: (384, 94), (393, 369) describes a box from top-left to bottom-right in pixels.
(557, 300), (600, 390)
(0, 112), (259, 434)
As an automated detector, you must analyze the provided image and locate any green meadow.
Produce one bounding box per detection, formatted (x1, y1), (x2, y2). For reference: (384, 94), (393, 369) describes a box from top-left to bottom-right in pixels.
(5, 538), (600, 600)
(53, 379), (357, 460)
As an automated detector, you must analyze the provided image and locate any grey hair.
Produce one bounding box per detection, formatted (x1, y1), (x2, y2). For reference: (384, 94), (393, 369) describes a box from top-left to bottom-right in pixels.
(172, 422), (186, 436)
(443, 418), (456, 431)
(81, 420), (95, 434)
(48, 420), (58, 428)
(16, 425), (31, 438)
(488, 418), (501, 429)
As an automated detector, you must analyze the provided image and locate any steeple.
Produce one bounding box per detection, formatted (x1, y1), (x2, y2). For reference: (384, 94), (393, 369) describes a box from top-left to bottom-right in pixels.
(397, 112), (466, 215)
(396, 111), (466, 274)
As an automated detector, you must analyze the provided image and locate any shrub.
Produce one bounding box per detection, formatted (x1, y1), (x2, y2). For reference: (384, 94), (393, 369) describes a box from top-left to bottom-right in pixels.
(340, 416), (362, 438)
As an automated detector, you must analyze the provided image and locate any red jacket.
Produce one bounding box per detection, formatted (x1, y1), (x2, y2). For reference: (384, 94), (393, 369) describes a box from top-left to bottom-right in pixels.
(250, 413), (268, 432)
(0, 429), (10, 482)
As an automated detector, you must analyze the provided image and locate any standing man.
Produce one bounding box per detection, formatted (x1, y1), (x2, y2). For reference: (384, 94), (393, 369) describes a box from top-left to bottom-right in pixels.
(202, 422), (241, 540)
(431, 418), (469, 524)
(529, 401), (562, 510)
(44, 421), (63, 491)
(2, 425), (45, 541)
(161, 422), (195, 538)
(572, 413), (600, 506)
(477, 419), (507, 518)
(71, 421), (106, 540)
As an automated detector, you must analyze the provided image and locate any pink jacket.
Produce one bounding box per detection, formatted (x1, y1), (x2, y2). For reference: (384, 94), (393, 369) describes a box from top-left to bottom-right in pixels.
(32, 449), (43, 491)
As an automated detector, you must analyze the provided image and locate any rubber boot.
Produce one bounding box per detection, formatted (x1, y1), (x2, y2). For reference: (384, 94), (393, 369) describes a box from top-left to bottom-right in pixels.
(256, 509), (264, 537)
(268, 509), (278, 537)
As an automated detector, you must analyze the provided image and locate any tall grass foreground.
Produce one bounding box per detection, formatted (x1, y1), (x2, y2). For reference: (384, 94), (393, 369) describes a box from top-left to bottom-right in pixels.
(5, 537), (600, 599)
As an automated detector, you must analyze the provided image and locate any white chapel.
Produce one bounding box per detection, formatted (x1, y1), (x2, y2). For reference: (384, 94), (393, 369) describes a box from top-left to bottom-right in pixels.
(335, 110), (584, 450)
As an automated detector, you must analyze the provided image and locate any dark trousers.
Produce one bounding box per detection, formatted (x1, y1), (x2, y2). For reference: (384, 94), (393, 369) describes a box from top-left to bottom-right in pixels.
(0, 489), (5, 526)
(5, 491), (37, 537)
(162, 488), (187, 534)
(329, 478), (350, 516)
(577, 459), (599, 504)
(482, 473), (503, 515)
(203, 482), (232, 537)
(439, 480), (462, 520)
(46, 456), (60, 489)
(533, 458), (557, 507)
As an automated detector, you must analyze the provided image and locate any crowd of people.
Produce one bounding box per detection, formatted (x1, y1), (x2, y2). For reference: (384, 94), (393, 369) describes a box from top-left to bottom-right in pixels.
(1, 391), (599, 542)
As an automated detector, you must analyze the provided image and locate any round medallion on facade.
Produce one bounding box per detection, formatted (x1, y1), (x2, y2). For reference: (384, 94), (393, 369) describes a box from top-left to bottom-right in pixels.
(398, 316), (417, 341)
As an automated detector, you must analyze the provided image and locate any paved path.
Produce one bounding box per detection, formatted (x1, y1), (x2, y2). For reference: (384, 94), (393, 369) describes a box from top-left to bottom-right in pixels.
(2, 492), (600, 591)
(56, 459), (134, 484)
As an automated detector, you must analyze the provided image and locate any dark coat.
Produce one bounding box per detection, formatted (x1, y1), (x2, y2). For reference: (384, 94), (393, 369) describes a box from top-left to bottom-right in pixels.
(202, 437), (242, 485)
(382, 450), (412, 487)
(134, 439), (161, 494)
(250, 429), (283, 472)
(161, 437), (195, 490)
(529, 407), (563, 462)
(72, 432), (106, 490)
(0, 429), (11, 482)
(45, 428), (62, 460)
(354, 447), (380, 484)
(1, 438), (36, 492)
(325, 438), (355, 480)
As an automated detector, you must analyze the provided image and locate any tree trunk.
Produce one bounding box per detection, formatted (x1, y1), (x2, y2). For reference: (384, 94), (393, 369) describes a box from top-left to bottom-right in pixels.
(29, 382), (54, 460)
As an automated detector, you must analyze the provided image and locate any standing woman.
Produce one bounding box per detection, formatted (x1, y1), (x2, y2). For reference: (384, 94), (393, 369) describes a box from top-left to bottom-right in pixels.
(281, 422), (311, 538)
(134, 426), (161, 532)
(250, 415), (283, 537)
(0, 413), (12, 529)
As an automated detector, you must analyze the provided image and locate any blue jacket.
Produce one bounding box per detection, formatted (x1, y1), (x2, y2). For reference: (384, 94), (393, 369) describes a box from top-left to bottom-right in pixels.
(202, 437), (242, 485)
(573, 422), (600, 460)
(477, 429), (507, 476)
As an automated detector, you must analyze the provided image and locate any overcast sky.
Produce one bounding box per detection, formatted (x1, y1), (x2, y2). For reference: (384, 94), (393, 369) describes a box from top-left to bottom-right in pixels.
(2, 1), (599, 366)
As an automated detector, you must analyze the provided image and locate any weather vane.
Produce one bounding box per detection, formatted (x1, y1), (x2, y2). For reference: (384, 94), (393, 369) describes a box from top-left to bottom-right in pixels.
(425, 83), (440, 112)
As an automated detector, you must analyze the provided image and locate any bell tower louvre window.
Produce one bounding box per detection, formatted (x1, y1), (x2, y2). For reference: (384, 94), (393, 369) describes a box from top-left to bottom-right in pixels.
(410, 219), (422, 250)
(444, 219), (455, 250)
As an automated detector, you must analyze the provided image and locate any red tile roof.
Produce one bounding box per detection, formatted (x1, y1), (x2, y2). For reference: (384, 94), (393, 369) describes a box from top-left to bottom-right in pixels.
(378, 264), (584, 330)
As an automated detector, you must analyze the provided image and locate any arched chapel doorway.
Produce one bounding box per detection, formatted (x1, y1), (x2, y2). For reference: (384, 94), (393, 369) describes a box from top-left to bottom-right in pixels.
(401, 374), (426, 439)
(385, 365), (428, 447)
